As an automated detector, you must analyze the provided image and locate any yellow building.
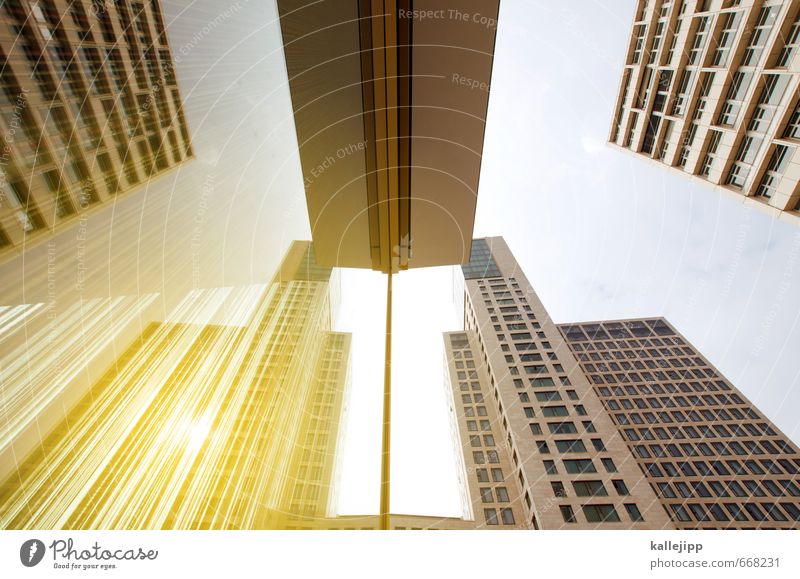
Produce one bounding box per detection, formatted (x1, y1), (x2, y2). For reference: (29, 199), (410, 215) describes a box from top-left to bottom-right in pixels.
(0, 241), (351, 529)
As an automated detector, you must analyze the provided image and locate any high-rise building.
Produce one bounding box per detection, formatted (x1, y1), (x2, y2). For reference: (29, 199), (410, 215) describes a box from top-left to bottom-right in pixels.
(441, 236), (800, 530)
(0, 0), (193, 260)
(448, 237), (675, 529)
(0, 241), (351, 529)
(559, 318), (800, 529)
(442, 330), (529, 528)
(609, 0), (800, 223)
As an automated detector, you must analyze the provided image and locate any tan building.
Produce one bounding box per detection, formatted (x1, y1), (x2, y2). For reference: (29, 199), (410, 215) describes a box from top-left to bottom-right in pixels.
(559, 318), (800, 529)
(0, 0), (193, 260)
(609, 0), (800, 223)
(442, 330), (529, 528)
(448, 237), (675, 529)
(0, 241), (351, 529)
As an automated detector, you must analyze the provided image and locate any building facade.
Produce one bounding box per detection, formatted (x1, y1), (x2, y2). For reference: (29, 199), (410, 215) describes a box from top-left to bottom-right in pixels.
(559, 318), (800, 528)
(447, 237), (675, 529)
(609, 0), (800, 223)
(0, 241), (351, 529)
(0, 0), (193, 259)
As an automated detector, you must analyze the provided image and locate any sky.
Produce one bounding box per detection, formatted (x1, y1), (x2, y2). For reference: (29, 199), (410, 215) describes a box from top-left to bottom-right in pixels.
(331, 0), (800, 516)
(2, 0), (799, 520)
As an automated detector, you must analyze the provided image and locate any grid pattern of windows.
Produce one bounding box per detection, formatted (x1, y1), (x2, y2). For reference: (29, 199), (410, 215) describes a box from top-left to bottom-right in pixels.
(0, 244), (350, 529)
(460, 238), (664, 529)
(0, 0), (192, 260)
(560, 317), (800, 529)
(445, 331), (524, 528)
(609, 0), (800, 221)
(461, 238), (502, 279)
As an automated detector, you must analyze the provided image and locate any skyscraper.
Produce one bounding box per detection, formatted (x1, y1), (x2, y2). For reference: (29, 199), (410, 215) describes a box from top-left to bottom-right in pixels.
(0, 241), (351, 529)
(559, 318), (800, 528)
(609, 0), (800, 223)
(0, 0), (193, 259)
(448, 237), (675, 529)
(440, 236), (800, 529)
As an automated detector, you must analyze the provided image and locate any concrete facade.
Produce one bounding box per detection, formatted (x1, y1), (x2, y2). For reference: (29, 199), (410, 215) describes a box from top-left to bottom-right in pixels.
(609, 0), (800, 224)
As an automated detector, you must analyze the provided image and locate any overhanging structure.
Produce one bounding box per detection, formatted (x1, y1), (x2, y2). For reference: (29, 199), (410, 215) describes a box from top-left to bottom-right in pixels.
(277, 0), (500, 272)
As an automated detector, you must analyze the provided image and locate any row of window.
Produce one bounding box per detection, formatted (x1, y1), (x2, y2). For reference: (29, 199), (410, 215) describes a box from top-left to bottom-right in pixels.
(578, 345), (694, 360)
(626, 426), (788, 451)
(535, 438), (607, 455)
(589, 366), (718, 384)
(621, 422), (778, 442)
(483, 508), (515, 526)
(600, 384), (740, 401)
(611, 407), (767, 427)
(562, 321), (676, 343)
(669, 501), (799, 524)
(656, 478), (800, 501)
(560, 503), (643, 524)
(543, 457), (618, 475)
(644, 457), (800, 479)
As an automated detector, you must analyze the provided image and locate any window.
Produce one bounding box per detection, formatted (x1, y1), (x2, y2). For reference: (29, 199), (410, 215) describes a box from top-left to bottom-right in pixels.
(763, 503), (787, 522)
(491, 468), (504, 482)
(476, 469), (489, 483)
(500, 508), (515, 525)
(548, 422), (577, 435)
(536, 441), (550, 454)
(688, 16), (710, 65)
(496, 487), (510, 502)
(670, 504), (691, 522)
(781, 503), (800, 521)
(560, 505), (577, 523)
(551, 481), (566, 497)
(602, 458), (618, 473)
(725, 503), (747, 521)
(657, 482), (676, 498)
(777, 10), (800, 67)
(536, 391), (562, 402)
(564, 459), (596, 474)
(583, 504), (621, 523)
(718, 70), (752, 126)
(543, 460), (557, 475)
(612, 480), (630, 496)
(711, 11), (741, 67)
(756, 145), (794, 198)
(625, 503), (644, 522)
(573, 480), (607, 497)
(744, 503), (766, 521)
(555, 439), (587, 453)
(484, 508), (498, 525)
(784, 99), (800, 140)
(542, 406), (569, 417)
(480, 488), (493, 503)
(631, 22), (648, 62)
(742, 6), (778, 66)
(699, 130), (722, 177)
(530, 377), (555, 386)
(708, 504), (729, 522)
(529, 423), (542, 435)
(591, 438), (606, 452)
